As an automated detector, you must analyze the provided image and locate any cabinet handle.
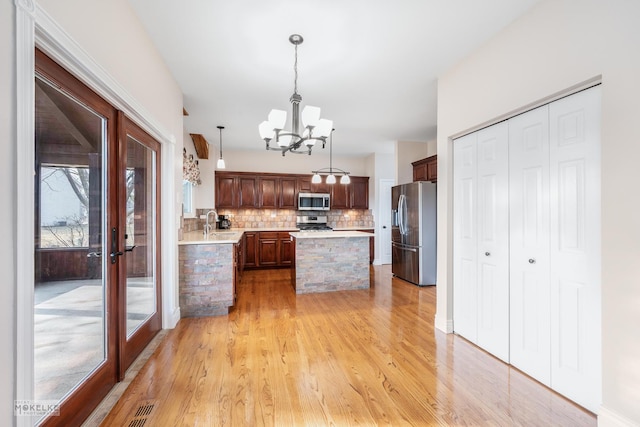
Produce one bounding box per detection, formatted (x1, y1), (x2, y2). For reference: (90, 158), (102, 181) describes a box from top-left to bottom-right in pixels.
(484, 252), (490, 256)
(528, 258), (536, 264)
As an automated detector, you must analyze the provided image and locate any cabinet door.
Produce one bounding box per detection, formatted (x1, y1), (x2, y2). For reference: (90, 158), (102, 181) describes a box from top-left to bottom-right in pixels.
(331, 184), (349, 209)
(426, 156), (438, 182)
(238, 177), (257, 208)
(413, 162), (428, 182)
(258, 232), (279, 266)
(259, 177), (278, 208)
(509, 105), (551, 384)
(311, 180), (331, 194)
(216, 175), (236, 208)
(243, 232), (258, 268)
(297, 176), (312, 193)
(350, 177), (369, 209)
(280, 177), (297, 209)
(279, 233), (293, 266)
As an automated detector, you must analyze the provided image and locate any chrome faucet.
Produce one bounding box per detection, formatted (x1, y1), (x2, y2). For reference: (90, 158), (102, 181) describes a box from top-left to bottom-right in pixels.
(204, 210), (218, 235)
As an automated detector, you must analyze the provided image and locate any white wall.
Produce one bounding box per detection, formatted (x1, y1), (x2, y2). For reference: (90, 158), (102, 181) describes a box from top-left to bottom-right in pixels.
(436, 0), (640, 424)
(395, 140), (436, 184)
(2, 2), (15, 425)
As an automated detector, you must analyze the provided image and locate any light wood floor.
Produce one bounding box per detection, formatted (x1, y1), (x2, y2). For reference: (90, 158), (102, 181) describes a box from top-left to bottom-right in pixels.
(100, 266), (596, 426)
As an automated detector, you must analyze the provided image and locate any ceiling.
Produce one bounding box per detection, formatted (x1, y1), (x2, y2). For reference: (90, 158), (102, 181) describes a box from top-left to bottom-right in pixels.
(128, 0), (540, 157)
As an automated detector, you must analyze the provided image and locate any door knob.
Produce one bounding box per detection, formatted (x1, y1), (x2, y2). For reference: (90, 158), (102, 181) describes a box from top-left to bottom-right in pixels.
(485, 252), (491, 256)
(528, 258), (536, 264)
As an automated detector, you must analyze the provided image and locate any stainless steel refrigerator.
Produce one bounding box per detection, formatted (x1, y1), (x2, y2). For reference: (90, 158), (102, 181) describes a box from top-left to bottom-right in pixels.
(391, 181), (437, 286)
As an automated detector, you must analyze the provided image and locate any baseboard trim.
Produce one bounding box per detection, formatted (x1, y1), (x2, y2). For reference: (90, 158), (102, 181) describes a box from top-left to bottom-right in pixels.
(598, 406), (639, 427)
(434, 314), (453, 334)
(164, 307), (180, 329)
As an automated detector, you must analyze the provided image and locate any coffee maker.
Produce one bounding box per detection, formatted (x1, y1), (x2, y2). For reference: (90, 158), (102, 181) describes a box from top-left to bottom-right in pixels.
(217, 215), (231, 229)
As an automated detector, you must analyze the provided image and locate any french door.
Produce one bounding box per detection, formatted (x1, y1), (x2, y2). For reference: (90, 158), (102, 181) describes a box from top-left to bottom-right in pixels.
(34, 49), (161, 426)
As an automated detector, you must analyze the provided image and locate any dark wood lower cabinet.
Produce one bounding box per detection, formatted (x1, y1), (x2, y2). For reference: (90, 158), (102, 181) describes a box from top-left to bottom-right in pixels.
(280, 233), (293, 266)
(356, 229), (375, 264)
(258, 232), (279, 267)
(243, 232), (258, 268)
(243, 231), (294, 269)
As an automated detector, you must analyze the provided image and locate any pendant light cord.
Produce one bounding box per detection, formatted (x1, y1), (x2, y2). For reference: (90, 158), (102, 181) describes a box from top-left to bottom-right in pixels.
(217, 125), (224, 159)
(329, 129), (333, 173)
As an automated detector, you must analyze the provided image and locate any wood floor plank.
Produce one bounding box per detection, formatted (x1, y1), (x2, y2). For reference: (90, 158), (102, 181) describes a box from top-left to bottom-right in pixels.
(100, 266), (596, 426)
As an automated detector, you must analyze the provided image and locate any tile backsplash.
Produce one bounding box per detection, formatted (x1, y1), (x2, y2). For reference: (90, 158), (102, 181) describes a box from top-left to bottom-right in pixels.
(182, 208), (374, 232)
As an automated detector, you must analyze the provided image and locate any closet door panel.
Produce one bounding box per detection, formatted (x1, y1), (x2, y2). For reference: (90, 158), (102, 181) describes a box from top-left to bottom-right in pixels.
(475, 123), (510, 362)
(549, 86), (601, 413)
(453, 133), (478, 343)
(509, 105), (551, 385)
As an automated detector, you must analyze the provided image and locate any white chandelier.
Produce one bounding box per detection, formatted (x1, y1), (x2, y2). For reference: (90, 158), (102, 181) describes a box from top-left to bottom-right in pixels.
(258, 34), (333, 156)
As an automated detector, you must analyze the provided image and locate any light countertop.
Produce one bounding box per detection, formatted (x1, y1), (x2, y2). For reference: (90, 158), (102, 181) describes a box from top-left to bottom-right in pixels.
(179, 227), (375, 245)
(179, 230), (244, 245)
(289, 230), (373, 239)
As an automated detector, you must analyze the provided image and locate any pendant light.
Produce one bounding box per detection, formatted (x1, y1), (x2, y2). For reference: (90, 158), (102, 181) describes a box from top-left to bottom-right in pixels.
(310, 129), (350, 184)
(216, 125), (226, 169)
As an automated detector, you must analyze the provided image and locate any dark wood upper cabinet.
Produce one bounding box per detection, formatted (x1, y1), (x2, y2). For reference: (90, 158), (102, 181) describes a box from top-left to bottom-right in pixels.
(310, 180), (331, 194)
(297, 176), (312, 193)
(258, 177), (278, 208)
(215, 171), (369, 210)
(280, 177), (297, 209)
(331, 184), (349, 209)
(215, 175), (236, 208)
(350, 176), (369, 209)
(238, 177), (257, 208)
(412, 155), (437, 182)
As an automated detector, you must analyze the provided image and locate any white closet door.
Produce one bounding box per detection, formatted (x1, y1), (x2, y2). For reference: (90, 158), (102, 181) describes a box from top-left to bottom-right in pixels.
(453, 132), (478, 343)
(549, 87), (601, 413)
(509, 105), (552, 386)
(475, 122), (510, 362)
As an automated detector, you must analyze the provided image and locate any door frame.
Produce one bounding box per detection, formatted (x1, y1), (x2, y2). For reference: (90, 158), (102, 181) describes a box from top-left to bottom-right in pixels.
(15, 3), (179, 427)
(377, 179), (394, 265)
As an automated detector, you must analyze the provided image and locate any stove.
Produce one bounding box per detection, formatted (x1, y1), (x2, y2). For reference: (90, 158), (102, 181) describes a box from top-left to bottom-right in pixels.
(296, 215), (333, 232)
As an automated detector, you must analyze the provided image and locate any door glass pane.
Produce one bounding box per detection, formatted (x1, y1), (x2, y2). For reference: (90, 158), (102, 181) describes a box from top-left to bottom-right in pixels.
(125, 135), (157, 337)
(34, 77), (107, 403)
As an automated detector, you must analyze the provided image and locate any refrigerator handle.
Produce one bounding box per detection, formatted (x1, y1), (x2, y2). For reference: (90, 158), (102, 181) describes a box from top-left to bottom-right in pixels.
(399, 194), (407, 235)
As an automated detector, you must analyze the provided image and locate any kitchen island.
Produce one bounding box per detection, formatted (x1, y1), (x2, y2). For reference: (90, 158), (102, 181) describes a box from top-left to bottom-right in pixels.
(289, 231), (372, 294)
(178, 230), (243, 316)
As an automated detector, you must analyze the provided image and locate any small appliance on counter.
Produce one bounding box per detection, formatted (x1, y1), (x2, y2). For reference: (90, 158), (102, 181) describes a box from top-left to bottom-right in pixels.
(216, 215), (231, 229)
(296, 215), (333, 231)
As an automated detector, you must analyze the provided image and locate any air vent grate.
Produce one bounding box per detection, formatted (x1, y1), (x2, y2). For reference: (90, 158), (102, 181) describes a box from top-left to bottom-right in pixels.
(126, 400), (156, 427)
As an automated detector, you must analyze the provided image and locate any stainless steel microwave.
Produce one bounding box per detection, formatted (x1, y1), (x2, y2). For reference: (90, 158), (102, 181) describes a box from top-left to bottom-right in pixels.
(298, 192), (330, 211)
